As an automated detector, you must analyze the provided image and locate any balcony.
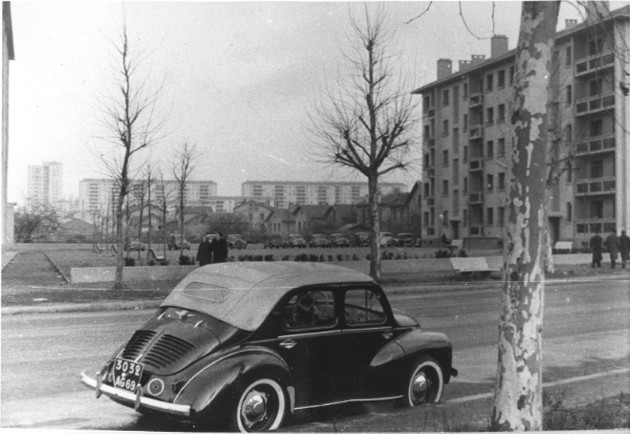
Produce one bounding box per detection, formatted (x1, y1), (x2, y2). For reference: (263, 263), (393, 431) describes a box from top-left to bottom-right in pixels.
(469, 125), (483, 139)
(576, 93), (615, 116)
(575, 51), (614, 77)
(469, 159), (484, 171)
(575, 177), (616, 196)
(575, 135), (615, 156)
(469, 93), (483, 107)
(469, 192), (484, 203)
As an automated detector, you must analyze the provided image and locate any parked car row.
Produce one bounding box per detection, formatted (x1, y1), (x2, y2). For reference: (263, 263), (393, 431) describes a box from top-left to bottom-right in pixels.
(263, 232), (419, 249)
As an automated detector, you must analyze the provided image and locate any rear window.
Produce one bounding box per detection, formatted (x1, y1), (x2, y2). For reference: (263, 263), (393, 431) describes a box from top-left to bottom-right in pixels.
(183, 282), (232, 303)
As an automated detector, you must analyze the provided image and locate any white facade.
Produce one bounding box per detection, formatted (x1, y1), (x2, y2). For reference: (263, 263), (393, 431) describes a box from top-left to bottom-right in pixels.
(27, 161), (62, 209)
(241, 181), (408, 209)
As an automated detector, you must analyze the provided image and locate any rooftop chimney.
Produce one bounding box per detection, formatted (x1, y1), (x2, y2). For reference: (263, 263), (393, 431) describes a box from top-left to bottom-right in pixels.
(470, 54), (486, 65)
(565, 19), (578, 29)
(437, 58), (452, 79)
(459, 60), (472, 71)
(491, 35), (508, 57)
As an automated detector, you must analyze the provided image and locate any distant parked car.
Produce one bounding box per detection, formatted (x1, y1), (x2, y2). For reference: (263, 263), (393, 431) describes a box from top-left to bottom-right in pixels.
(288, 234), (307, 248)
(353, 231), (370, 247)
(396, 233), (417, 247)
(379, 232), (397, 247)
(227, 234), (248, 250)
(264, 235), (287, 249)
(331, 233), (351, 247)
(309, 233), (330, 248)
(168, 235), (191, 250)
(125, 239), (146, 252)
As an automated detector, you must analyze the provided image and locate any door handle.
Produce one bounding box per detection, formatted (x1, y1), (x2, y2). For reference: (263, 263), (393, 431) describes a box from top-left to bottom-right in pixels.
(382, 331), (393, 340)
(279, 339), (297, 349)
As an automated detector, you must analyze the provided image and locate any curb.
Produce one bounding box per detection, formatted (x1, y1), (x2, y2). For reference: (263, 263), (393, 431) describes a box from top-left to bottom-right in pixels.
(2, 274), (628, 316)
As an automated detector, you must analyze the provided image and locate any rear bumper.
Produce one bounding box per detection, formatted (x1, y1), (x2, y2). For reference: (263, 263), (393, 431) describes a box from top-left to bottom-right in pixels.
(80, 371), (191, 417)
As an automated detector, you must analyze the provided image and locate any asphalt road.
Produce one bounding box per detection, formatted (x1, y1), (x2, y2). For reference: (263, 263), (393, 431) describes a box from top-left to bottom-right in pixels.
(1, 280), (628, 430)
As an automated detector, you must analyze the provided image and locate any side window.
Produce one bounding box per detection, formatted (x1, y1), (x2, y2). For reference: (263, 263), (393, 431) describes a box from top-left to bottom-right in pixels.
(344, 288), (386, 326)
(282, 289), (336, 330)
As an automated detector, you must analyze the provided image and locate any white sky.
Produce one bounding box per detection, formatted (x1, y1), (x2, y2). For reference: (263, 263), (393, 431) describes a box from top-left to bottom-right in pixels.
(6, 1), (606, 205)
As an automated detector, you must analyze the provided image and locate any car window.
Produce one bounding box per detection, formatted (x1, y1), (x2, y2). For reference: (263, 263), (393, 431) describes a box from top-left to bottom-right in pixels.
(282, 289), (337, 330)
(344, 288), (386, 326)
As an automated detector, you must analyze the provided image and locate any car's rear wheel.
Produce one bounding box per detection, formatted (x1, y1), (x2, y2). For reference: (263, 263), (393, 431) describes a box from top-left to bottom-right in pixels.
(400, 356), (444, 407)
(232, 378), (286, 432)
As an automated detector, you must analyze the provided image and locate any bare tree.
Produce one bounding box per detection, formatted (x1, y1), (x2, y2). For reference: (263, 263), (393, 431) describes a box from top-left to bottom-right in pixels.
(155, 169), (173, 260)
(144, 164), (154, 262)
(97, 25), (164, 289)
(492, 2), (560, 430)
(171, 143), (198, 261)
(14, 204), (59, 243)
(310, 7), (419, 281)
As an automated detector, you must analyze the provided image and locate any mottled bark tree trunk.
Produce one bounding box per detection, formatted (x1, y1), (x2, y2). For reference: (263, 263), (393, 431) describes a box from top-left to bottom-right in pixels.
(492, 2), (559, 431)
(368, 173), (381, 281)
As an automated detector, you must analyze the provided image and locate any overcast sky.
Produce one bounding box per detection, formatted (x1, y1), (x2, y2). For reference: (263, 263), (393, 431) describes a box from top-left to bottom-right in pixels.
(7, 1), (608, 205)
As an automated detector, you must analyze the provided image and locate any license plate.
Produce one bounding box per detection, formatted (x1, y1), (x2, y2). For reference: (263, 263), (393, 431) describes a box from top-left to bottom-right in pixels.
(113, 358), (143, 392)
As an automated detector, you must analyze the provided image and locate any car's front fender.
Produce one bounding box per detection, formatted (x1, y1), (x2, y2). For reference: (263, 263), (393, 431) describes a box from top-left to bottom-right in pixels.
(173, 346), (292, 420)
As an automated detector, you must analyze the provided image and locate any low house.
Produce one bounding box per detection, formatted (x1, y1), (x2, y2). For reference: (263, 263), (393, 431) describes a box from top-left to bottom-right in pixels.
(233, 200), (274, 232)
(54, 217), (94, 243)
(265, 207), (298, 237)
(356, 182), (422, 237)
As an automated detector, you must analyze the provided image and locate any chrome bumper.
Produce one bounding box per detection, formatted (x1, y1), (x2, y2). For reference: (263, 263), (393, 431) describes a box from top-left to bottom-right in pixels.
(80, 371), (191, 417)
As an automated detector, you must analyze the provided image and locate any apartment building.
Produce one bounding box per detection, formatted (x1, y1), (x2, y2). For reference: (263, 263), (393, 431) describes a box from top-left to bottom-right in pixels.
(413, 3), (629, 248)
(241, 180), (408, 209)
(78, 178), (218, 215)
(27, 161), (63, 209)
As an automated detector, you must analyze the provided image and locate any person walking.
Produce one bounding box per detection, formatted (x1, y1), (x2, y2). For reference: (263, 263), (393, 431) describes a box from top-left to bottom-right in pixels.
(605, 230), (619, 269)
(618, 230), (630, 269)
(589, 231), (603, 267)
(196, 235), (213, 266)
(213, 232), (229, 263)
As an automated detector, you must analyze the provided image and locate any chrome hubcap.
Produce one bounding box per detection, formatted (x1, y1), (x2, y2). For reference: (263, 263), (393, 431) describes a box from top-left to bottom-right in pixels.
(411, 371), (430, 403)
(242, 390), (268, 427)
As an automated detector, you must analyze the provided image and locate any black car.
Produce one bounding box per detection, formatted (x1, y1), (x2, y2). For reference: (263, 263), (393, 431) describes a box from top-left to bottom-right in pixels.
(227, 234), (248, 250)
(80, 262), (457, 432)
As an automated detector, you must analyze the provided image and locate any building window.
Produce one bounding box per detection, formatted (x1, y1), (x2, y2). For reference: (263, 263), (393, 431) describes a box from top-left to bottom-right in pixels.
(566, 202), (572, 221)
(442, 211), (449, 226)
(487, 207), (494, 225)
(590, 200), (603, 219)
(565, 46), (572, 66)
(463, 114), (468, 132)
(589, 38), (602, 56)
(424, 95), (431, 110)
(498, 104), (505, 123)
(463, 176), (468, 193)
(443, 120), (449, 136)
(453, 128), (459, 155)
(509, 66), (515, 85)
(498, 206), (505, 227)
(453, 159), (459, 186)
(442, 89), (450, 106)
(498, 70), (505, 88)
(442, 180), (449, 196)
(487, 140), (494, 158)
(498, 172), (506, 190)
(498, 138), (506, 157)
(424, 124), (430, 139)
(589, 78), (602, 97)
(424, 183), (430, 197)
(589, 118), (603, 137)
(443, 150), (449, 166)
(590, 160), (603, 178)
(423, 212), (429, 227)
(486, 73), (493, 92)
(566, 85), (572, 105)
(463, 146), (468, 162)
(486, 107), (494, 125)
(463, 82), (468, 99)
(487, 174), (494, 191)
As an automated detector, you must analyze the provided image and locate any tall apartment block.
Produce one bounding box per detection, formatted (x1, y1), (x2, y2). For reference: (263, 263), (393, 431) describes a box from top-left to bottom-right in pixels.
(241, 180), (408, 209)
(79, 178), (218, 215)
(27, 161), (63, 209)
(413, 3), (629, 248)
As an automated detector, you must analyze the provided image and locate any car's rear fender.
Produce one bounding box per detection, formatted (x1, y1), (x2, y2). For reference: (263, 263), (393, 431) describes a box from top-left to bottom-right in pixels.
(174, 346), (292, 420)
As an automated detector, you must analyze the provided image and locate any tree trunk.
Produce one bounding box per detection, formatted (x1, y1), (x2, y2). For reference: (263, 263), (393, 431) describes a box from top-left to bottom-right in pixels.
(368, 173), (381, 281)
(492, 2), (559, 431)
(113, 192), (125, 290)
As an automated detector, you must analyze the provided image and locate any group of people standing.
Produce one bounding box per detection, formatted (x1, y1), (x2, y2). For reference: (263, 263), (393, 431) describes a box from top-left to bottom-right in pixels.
(196, 232), (228, 266)
(590, 230), (630, 269)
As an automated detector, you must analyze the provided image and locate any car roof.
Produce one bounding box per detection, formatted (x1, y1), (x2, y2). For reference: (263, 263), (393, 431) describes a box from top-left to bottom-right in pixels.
(161, 262), (374, 331)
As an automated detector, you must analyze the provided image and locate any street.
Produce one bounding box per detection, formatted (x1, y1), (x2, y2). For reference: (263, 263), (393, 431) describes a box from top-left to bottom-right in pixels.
(1, 280), (629, 430)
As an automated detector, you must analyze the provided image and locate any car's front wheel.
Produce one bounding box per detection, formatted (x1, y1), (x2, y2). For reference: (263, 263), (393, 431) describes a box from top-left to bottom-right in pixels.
(400, 356), (444, 407)
(232, 378), (286, 432)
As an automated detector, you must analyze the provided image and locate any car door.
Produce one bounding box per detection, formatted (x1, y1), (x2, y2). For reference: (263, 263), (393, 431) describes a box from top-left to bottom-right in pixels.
(336, 285), (401, 400)
(271, 287), (347, 408)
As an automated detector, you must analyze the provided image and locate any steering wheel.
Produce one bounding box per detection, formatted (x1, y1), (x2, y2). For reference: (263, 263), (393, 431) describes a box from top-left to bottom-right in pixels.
(292, 291), (330, 324)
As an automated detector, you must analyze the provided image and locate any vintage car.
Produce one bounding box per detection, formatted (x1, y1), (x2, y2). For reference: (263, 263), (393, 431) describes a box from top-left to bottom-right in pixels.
(288, 234), (307, 248)
(227, 234), (248, 250)
(308, 233), (330, 248)
(331, 233), (351, 247)
(80, 262), (457, 432)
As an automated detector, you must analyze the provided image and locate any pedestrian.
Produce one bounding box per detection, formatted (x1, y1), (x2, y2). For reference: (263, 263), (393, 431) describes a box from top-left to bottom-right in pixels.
(605, 230), (619, 269)
(196, 235), (213, 266)
(618, 230), (630, 269)
(589, 231), (603, 267)
(213, 232), (228, 263)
